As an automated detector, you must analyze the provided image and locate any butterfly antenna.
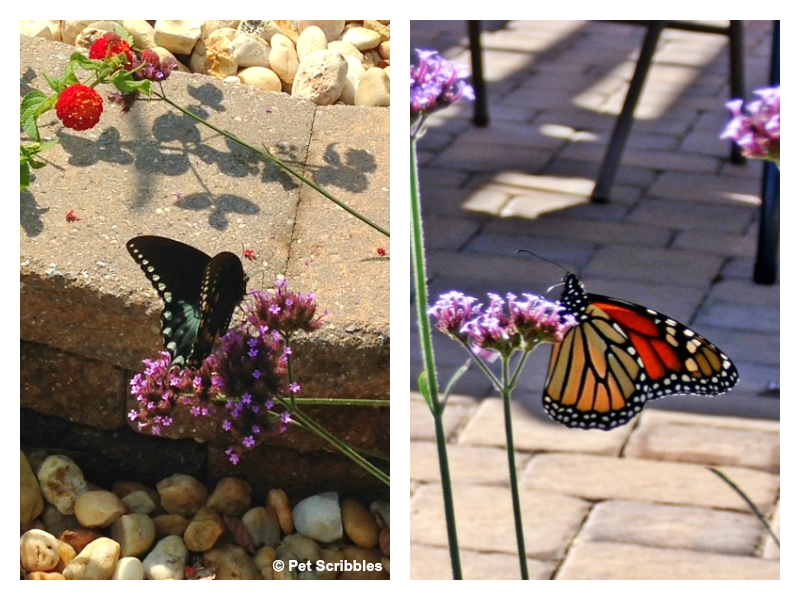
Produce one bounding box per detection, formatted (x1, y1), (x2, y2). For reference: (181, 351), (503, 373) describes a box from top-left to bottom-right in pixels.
(241, 268), (268, 294)
(516, 249), (569, 298)
(516, 249), (568, 273)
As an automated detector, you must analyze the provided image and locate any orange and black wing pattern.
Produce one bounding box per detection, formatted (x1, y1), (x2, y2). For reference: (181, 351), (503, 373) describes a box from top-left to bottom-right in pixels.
(543, 273), (738, 430)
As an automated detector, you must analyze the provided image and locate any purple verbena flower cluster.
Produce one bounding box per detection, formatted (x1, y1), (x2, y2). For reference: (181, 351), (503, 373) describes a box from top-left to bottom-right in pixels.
(203, 326), (286, 403)
(428, 291), (483, 343)
(107, 48), (179, 113)
(133, 49), (179, 83)
(429, 291), (576, 359)
(721, 86), (780, 164)
(128, 351), (197, 434)
(411, 49), (474, 137)
(129, 279), (323, 465)
(247, 278), (326, 338)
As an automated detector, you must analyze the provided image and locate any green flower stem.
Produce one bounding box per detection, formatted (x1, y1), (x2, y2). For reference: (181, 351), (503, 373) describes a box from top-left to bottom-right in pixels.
(411, 137), (462, 579)
(284, 341), (298, 412)
(153, 90), (389, 238)
(191, 393), (388, 482)
(501, 358), (529, 579)
(462, 345), (503, 391)
(201, 394), (387, 407)
(291, 397), (390, 407)
(508, 348), (534, 389)
(709, 468), (780, 548)
(459, 344), (538, 579)
(462, 345), (534, 395)
(289, 404), (389, 486)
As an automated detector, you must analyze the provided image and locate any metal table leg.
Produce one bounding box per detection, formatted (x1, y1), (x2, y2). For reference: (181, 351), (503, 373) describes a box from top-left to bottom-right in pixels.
(591, 21), (667, 203)
(754, 20), (780, 285)
(468, 20), (489, 127)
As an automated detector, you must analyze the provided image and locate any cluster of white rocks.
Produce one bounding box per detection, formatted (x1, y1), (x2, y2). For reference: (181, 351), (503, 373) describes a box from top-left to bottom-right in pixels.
(20, 20), (390, 107)
(21, 452), (389, 580)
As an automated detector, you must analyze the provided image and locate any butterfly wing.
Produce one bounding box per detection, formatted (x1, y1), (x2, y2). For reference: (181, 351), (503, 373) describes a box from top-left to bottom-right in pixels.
(127, 236), (246, 368)
(543, 273), (738, 430)
(188, 251), (248, 367)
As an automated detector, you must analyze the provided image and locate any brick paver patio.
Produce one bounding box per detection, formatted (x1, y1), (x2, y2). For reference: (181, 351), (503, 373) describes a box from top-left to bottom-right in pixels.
(410, 20), (779, 580)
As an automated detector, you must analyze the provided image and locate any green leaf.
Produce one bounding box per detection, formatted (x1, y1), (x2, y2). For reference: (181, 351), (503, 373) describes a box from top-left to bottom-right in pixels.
(20, 162), (30, 192)
(20, 90), (48, 140)
(442, 361), (470, 408)
(20, 92), (57, 141)
(71, 52), (105, 72)
(21, 140), (59, 172)
(20, 91), (46, 115)
(114, 25), (135, 46)
(43, 60), (78, 94)
(111, 70), (151, 94)
(21, 139), (58, 169)
(19, 141), (48, 191)
(38, 139), (58, 153)
(42, 72), (59, 93)
(62, 61), (79, 88)
(418, 372), (434, 413)
(28, 156), (47, 169)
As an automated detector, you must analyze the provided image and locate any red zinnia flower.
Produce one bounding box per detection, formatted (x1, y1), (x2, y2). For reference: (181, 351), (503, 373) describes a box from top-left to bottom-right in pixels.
(55, 84), (104, 131)
(89, 33), (134, 68)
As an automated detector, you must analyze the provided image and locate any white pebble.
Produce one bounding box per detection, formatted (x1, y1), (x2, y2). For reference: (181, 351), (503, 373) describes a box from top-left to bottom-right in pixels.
(293, 491), (343, 543)
(143, 535), (188, 580)
(37, 455), (88, 515)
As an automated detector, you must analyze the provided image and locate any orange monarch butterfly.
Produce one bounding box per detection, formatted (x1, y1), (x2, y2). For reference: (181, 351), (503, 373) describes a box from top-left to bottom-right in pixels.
(544, 273), (739, 430)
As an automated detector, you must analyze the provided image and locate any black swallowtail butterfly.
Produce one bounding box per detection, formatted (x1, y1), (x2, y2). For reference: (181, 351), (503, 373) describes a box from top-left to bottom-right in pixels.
(127, 235), (248, 368)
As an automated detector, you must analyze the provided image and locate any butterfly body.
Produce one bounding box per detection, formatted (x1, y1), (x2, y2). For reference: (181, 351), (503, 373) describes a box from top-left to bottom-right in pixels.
(127, 236), (248, 369)
(544, 273), (738, 430)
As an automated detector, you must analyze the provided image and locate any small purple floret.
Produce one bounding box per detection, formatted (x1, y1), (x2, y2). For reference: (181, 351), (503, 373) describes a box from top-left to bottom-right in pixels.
(721, 86), (780, 164)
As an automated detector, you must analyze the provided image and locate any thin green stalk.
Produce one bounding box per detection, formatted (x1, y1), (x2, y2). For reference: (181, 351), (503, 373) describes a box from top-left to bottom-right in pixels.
(709, 468), (780, 548)
(289, 397), (390, 407)
(501, 359), (529, 579)
(508, 348), (533, 389)
(460, 346), (501, 390)
(192, 393), (388, 407)
(411, 137), (462, 579)
(153, 90), (389, 238)
(189, 391), (389, 481)
(290, 405), (389, 486)
(284, 339), (298, 412)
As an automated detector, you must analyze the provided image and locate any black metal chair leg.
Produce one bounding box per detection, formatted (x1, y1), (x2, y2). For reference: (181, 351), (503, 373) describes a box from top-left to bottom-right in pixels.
(591, 21), (667, 203)
(755, 162), (780, 284)
(728, 21), (747, 164)
(468, 20), (489, 127)
(754, 20), (780, 285)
